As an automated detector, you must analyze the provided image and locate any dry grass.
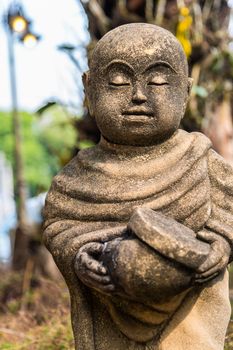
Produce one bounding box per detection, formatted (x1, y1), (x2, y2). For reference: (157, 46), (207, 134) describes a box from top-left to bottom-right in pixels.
(0, 269), (74, 349)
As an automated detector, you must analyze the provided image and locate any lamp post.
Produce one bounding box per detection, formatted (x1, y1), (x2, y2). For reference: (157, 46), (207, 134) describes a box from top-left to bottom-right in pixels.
(4, 3), (40, 267)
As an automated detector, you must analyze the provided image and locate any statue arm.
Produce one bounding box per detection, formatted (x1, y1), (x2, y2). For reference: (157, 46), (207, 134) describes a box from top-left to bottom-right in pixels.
(42, 168), (126, 283)
(43, 214), (126, 291)
(43, 217), (123, 263)
(205, 148), (233, 257)
(193, 148), (233, 282)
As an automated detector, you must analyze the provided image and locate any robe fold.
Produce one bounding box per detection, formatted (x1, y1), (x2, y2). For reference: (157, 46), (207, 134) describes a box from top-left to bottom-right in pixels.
(43, 129), (232, 350)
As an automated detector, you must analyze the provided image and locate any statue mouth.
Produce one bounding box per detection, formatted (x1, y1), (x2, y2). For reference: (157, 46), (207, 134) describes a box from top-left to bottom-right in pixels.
(122, 108), (154, 121)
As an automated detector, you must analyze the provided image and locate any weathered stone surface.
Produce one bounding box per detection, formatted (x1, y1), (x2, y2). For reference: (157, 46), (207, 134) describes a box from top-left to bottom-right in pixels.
(43, 23), (233, 350)
(101, 208), (211, 304)
(128, 208), (210, 269)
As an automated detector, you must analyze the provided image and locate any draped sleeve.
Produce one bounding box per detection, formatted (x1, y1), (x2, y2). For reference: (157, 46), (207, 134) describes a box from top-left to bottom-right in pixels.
(205, 149), (233, 260)
(42, 164), (126, 282)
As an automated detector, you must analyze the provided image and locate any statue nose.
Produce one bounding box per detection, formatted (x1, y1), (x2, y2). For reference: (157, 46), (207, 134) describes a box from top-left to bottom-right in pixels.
(132, 86), (147, 103)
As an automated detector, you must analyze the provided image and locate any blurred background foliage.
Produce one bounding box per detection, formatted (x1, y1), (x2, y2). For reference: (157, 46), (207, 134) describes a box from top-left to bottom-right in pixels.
(0, 107), (77, 197)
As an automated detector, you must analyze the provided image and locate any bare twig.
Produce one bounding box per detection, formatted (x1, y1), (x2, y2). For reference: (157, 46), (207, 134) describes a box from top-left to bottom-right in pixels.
(202, 0), (213, 23)
(145, 0), (154, 23)
(155, 0), (166, 25)
(192, 2), (204, 43)
(88, 0), (110, 35)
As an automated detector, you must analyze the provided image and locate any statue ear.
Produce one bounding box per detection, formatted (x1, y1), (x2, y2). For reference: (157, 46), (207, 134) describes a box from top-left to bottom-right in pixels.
(187, 78), (193, 95)
(181, 78), (193, 118)
(82, 70), (89, 90)
(82, 70), (94, 117)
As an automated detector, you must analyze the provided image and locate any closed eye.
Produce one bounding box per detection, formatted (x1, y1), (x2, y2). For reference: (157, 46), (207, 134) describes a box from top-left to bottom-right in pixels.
(109, 82), (130, 86)
(109, 74), (131, 87)
(147, 76), (169, 86)
(148, 81), (169, 86)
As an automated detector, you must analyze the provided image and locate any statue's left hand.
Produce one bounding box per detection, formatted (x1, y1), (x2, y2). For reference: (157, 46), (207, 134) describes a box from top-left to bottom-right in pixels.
(194, 230), (231, 284)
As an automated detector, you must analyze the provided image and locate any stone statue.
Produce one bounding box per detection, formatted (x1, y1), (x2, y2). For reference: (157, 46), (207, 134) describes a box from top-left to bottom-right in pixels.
(43, 23), (233, 350)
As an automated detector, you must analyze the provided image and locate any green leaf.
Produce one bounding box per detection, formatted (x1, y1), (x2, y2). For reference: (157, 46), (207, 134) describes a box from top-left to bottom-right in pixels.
(0, 105), (78, 196)
(192, 85), (208, 98)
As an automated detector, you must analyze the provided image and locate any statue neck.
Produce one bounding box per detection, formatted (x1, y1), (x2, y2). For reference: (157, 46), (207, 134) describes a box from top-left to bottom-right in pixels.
(98, 131), (180, 158)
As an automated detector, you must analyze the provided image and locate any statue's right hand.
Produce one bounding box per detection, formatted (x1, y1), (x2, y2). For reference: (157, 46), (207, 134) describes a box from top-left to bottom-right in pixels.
(74, 242), (115, 293)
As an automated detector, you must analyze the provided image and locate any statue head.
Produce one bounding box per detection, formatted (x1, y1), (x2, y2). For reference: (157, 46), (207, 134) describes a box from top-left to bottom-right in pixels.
(83, 23), (192, 146)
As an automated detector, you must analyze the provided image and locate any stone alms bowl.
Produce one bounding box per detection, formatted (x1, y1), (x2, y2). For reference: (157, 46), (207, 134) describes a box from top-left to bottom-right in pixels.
(101, 208), (210, 304)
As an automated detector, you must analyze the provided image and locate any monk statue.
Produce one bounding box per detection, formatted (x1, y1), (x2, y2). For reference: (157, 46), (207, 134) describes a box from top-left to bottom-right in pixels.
(43, 23), (233, 350)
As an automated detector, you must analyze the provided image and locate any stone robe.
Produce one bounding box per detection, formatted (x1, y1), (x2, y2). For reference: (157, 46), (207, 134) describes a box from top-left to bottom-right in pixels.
(43, 129), (233, 350)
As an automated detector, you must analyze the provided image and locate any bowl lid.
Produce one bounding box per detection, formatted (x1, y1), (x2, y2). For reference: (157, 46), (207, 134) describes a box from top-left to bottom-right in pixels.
(128, 208), (210, 269)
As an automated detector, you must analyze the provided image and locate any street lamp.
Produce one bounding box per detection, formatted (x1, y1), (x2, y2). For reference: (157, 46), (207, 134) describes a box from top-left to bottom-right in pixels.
(3, 3), (40, 256)
(10, 15), (27, 33)
(7, 3), (29, 34)
(21, 31), (40, 49)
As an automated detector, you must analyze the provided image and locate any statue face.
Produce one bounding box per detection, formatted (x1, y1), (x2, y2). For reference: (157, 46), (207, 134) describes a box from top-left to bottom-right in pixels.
(86, 24), (191, 146)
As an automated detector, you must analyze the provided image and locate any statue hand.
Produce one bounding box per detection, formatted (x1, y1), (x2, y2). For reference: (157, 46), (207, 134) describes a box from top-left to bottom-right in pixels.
(74, 242), (115, 293)
(194, 230), (231, 284)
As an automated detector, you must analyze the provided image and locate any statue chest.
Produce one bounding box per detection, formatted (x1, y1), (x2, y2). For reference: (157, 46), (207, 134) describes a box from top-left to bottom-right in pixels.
(65, 154), (212, 232)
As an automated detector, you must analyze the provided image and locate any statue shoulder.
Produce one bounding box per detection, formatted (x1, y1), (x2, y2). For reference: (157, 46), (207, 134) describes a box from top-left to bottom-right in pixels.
(51, 146), (98, 187)
(208, 148), (233, 187)
(189, 131), (212, 148)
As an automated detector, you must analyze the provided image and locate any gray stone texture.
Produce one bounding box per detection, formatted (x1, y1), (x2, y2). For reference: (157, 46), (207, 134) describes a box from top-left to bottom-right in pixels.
(43, 23), (232, 349)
